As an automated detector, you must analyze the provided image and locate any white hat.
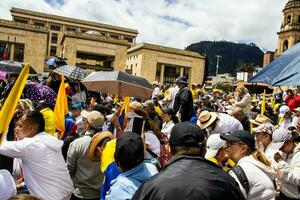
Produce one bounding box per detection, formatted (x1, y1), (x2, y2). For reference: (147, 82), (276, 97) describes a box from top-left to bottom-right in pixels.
(0, 169), (17, 199)
(252, 123), (275, 135)
(205, 134), (226, 159)
(269, 128), (292, 150)
(279, 105), (290, 117)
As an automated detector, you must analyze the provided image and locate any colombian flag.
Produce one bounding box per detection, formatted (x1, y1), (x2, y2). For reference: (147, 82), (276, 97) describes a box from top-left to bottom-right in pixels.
(54, 74), (69, 139)
(118, 96), (130, 130)
(0, 64), (30, 144)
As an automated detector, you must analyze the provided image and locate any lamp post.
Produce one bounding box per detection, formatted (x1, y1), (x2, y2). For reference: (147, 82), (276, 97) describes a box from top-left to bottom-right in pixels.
(215, 55), (222, 76)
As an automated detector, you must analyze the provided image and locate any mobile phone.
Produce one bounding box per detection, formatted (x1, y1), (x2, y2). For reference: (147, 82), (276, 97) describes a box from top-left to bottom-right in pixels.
(132, 117), (144, 135)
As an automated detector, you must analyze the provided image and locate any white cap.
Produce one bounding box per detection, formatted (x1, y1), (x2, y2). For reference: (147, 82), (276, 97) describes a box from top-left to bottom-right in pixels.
(0, 169), (17, 199)
(252, 123), (275, 135)
(205, 134), (226, 159)
(279, 105), (290, 117)
(269, 128), (292, 150)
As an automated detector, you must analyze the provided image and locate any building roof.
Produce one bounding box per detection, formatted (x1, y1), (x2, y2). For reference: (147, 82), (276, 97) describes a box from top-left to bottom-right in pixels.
(10, 7), (138, 35)
(127, 43), (205, 59)
(283, 0), (300, 11)
(0, 19), (48, 33)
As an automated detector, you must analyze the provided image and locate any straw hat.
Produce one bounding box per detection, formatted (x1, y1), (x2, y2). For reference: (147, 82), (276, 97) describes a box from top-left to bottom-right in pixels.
(249, 114), (272, 126)
(197, 111), (218, 129)
(88, 131), (113, 162)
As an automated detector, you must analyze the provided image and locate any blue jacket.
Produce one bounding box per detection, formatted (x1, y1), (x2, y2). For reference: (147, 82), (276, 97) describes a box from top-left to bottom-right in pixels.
(105, 160), (158, 200)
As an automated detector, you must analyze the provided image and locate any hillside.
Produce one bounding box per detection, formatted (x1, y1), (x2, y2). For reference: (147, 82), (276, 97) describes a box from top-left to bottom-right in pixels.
(186, 41), (264, 76)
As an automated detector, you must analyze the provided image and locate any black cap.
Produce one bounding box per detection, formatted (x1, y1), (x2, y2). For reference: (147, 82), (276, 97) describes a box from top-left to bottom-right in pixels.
(220, 130), (255, 150)
(175, 76), (188, 84)
(169, 122), (204, 147)
(114, 132), (144, 170)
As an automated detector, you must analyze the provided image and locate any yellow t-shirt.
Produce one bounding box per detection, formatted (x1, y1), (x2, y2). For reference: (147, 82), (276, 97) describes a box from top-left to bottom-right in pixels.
(191, 88), (198, 100)
(40, 107), (55, 136)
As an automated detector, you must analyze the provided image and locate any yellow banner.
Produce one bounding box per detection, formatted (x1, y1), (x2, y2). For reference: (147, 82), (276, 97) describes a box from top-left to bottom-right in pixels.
(0, 64), (30, 144)
(261, 90), (266, 115)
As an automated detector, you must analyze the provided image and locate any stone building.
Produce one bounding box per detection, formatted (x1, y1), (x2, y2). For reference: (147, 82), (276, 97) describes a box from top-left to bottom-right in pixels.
(0, 7), (205, 84)
(276, 0), (300, 56)
(126, 43), (205, 85)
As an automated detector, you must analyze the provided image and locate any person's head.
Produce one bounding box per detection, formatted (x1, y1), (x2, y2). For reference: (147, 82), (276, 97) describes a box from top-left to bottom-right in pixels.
(8, 73), (18, 83)
(235, 86), (248, 97)
(220, 130), (255, 163)
(293, 107), (300, 117)
(253, 123), (275, 148)
(279, 105), (291, 119)
(175, 76), (188, 88)
(197, 111), (219, 133)
(92, 104), (106, 115)
(191, 83), (196, 90)
(88, 131), (113, 162)
(162, 108), (178, 123)
(81, 110), (104, 131)
(202, 95), (211, 105)
(286, 89), (293, 96)
(142, 100), (155, 114)
(16, 99), (34, 112)
(169, 122), (205, 158)
(230, 108), (246, 122)
(152, 81), (159, 89)
(15, 110), (45, 140)
(126, 101), (143, 119)
(30, 75), (40, 83)
(269, 128), (295, 154)
(72, 103), (83, 117)
(205, 134), (228, 164)
(114, 132), (144, 172)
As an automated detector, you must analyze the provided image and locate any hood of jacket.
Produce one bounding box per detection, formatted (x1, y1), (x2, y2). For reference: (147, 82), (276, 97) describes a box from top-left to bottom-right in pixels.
(239, 155), (277, 181)
(34, 132), (63, 152)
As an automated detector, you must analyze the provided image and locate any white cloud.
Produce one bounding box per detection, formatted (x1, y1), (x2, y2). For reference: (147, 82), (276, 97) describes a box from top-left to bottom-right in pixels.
(0, 0), (287, 51)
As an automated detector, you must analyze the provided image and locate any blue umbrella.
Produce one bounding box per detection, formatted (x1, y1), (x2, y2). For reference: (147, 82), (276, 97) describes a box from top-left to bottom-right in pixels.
(249, 42), (300, 86)
(45, 57), (67, 69)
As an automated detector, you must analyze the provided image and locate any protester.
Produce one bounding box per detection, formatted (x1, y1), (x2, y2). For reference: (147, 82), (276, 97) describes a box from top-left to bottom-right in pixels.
(197, 110), (243, 135)
(173, 76), (194, 122)
(8, 194), (41, 200)
(67, 110), (105, 200)
(271, 129), (300, 200)
(72, 102), (85, 135)
(221, 130), (277, 200)
(106, 132), (158, 200)
(152, 81), (160, 99)
(278, 105), (293, 129)
(201, 95), (214, 112)
(233, 86), (252, 114)
(230, 107), (251, 132)
(132, 122), (245, 200)
(0, 110), (74, 200)
(142, 99), (162, 129)
(284, 89), (300, 112)
(205, 134), (234, 171)
(36, 100), (55, 136)
(163, 84), (178, 108)
(191, 83), (198, 100)
(161, 108), (178, 138)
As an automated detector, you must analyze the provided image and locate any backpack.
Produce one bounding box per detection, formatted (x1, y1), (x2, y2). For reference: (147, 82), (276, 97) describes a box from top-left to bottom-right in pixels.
(231, 165), (250, 195)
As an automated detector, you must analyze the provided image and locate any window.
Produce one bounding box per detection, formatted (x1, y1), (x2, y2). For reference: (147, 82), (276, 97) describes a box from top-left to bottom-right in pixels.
(0, 43), (8, 60)
(50, 24), (61, 31)
(66, 26), (77, 32)
(124, 36), (134, 43)
(14, 44), (24, 62)
(14, 18), (28, 24)
(50, 46), (57, 56)
(283, 40), (289, 52)
(81, 29), (89, 33)
(110, 34), (120, 39)
(287, 15), (292, 24)
(51, 33), (58, 44)
(298, 16), (300, 24)
(34, 21), (45, 27)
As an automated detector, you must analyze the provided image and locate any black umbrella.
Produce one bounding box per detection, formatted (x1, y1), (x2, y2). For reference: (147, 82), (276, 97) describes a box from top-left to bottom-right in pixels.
(0, 61), (37, 74)
(82, 71), (153, 99)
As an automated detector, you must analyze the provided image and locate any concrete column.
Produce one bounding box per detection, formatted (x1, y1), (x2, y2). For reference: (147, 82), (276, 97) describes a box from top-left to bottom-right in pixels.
(180, 67), (184, 76)
(10, 43), (15, 61)
(159, 64), (165, 84)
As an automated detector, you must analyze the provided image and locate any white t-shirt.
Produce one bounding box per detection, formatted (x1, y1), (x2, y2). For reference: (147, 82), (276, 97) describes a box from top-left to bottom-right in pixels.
(210, 113), (243, 135)
(145, 131), (161, 158)
(152, 87), (160, 98)
(161, 121), (175, 138)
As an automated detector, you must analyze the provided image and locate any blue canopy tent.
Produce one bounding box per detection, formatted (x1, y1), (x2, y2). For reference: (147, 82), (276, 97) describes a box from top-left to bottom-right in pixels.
(249, 42), (300, 86)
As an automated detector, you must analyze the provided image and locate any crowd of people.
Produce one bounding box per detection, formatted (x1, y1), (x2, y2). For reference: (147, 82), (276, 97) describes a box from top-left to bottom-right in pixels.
(0, 72), (300, 200)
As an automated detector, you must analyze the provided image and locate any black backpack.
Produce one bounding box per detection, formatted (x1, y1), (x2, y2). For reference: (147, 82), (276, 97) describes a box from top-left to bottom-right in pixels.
(231, 166), (250, 195)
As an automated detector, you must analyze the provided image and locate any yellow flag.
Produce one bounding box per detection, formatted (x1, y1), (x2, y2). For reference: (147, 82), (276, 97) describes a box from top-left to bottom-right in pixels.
(0, 64), (30, 144)
(54, 74), (69, 139)
(261, 90), (266, 115)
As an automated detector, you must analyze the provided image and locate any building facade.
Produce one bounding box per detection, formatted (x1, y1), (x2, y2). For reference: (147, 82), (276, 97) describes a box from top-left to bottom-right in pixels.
(276, 0), (300, 56)
(263, 51), (275, 67)
(126, 43), (205, 85)
(0, 7), (205, 84)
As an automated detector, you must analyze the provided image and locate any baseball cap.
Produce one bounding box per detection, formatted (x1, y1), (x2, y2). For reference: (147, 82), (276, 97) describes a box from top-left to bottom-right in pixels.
(205, 134), (226, 159)
(0, 169), (16, 199)
(220, 130), (255, 150)
(82, 110), (105, 129)
(114, 132), (144, 168)
(279, 105), (290, 117)
(252, 123), (275, 135)
(269, 128), (292, 150)
(169, 122), (204, 147)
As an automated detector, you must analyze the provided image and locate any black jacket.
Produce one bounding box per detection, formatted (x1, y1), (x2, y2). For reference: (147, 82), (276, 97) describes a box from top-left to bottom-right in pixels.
(132, 156), (245, 200)
(173, 86), (193, 117)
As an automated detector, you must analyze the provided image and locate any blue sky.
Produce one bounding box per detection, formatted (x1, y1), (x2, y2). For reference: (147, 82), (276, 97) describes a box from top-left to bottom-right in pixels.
(0, 0), (287, 51)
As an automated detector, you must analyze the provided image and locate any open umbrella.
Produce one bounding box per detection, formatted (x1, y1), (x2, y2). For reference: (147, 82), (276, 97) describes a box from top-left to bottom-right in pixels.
(249, 43), (300, 86)
(45, 56), (67, 69)
(0, 61), (37, 74)
(54, 65), (88, 81)
(82, 71), (153, 99)
(23, 82), (57, 108)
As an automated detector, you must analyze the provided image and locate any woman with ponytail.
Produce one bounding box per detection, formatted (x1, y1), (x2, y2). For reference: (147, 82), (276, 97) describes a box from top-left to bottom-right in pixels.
(221, 130), (277, 200)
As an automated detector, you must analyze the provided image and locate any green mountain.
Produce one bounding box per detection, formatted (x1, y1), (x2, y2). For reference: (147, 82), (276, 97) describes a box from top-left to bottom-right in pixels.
(186, 41), (264, 77)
